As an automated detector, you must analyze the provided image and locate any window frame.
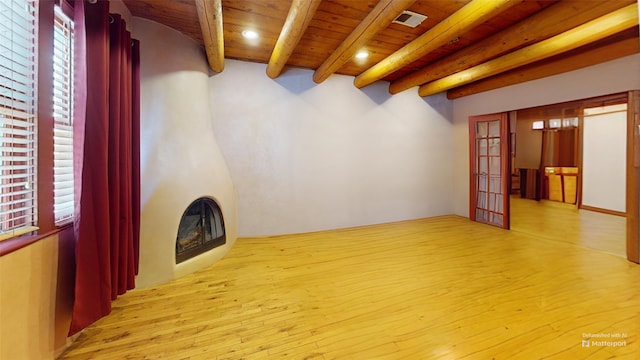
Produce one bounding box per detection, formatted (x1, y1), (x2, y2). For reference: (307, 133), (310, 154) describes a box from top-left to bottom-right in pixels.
(0, 0), (39, 240)
(52, 4), (74, 225)
(0, 0), (75, 255)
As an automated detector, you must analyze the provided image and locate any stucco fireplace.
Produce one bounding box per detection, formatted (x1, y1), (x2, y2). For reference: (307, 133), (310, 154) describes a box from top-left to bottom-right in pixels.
(134, 18), (237, 288)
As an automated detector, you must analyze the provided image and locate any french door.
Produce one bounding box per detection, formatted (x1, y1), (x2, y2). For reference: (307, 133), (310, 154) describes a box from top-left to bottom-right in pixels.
(469, 113), (509, 229)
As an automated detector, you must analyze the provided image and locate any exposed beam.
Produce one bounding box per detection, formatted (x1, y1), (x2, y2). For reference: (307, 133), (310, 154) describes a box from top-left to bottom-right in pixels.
(353, 0), (516, 89)
(389, 0), (634, 95)
(267, 0), (323, 79)
(195, 0), (224, 73)
(446, 35), (640, 99)
(418, 3), (639, 97)
(312, 0), (416, 84)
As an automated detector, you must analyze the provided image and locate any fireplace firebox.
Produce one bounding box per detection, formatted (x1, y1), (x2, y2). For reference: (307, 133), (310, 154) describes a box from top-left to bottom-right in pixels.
(176, 197), (225, 264)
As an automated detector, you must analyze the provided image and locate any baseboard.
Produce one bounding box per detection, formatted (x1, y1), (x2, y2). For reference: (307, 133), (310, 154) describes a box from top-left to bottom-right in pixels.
(579, 204), (626, 217)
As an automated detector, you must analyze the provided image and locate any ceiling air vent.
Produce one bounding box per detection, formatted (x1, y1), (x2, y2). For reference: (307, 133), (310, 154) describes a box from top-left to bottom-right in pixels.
(393, 10), (428, 28)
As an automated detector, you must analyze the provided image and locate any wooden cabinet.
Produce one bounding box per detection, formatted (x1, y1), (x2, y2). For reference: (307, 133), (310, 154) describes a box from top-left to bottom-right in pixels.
(544, 167), (578, 204)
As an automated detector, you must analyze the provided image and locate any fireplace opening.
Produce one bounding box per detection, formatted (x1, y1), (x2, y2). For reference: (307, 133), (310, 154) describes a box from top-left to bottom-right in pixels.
(176, 197), (226, 264)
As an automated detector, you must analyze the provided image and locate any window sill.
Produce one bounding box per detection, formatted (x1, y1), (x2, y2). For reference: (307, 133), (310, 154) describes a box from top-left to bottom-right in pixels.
(0, 226), (40, 242)
(0, 223), (73, 257)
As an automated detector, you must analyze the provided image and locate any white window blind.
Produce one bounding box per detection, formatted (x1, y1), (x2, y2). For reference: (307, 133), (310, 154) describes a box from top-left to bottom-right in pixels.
(53, 5), (73, 224)
(0, 0), (38, 236)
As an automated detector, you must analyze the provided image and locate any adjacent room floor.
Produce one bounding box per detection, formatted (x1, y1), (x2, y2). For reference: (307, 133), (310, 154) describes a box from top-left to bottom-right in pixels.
(510, 196), (627, 258)
(60, 212), (639, 359)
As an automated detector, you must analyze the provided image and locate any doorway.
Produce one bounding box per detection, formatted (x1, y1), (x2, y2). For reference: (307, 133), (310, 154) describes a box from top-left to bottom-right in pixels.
(469, 91), (640, 263)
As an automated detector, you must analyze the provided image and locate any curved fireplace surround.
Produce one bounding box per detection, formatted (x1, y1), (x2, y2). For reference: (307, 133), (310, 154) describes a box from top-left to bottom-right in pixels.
(134, 18), (237, 288)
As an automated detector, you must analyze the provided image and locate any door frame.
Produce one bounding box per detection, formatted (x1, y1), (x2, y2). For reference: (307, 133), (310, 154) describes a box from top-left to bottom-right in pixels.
(626, 90), (639, 263)
(473, 91), (639, 263)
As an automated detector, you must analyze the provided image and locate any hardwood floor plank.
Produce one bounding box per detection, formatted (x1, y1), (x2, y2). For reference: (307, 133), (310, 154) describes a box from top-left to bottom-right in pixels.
(511, 196), (626, 257)
(60, 215), (638, 359)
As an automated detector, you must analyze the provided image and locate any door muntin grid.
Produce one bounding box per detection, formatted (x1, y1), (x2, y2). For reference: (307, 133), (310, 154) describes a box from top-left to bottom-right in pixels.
(475, 120), (504, 227)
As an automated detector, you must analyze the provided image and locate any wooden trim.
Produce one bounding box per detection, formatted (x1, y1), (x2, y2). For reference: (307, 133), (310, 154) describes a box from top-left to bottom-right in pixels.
(539, 131), (549, 201)
(502, 112), (511, 229)
(468, 118), (477, 222)
(56, 0), (74, 17)
(0, 223), (71, 257)
(0, 226), (39, 242)
(626, 90), (640, 263)
(577, 113), (584, 208)
(580, 204), (626, 217)
(37, 0), (55, 232)
(517, 93), (629, 117)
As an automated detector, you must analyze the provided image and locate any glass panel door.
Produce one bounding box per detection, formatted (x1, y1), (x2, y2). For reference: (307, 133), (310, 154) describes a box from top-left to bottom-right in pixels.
(469, 113), (509, 229)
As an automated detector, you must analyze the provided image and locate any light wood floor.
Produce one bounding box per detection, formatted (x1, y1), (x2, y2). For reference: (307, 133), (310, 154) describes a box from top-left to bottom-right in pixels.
(60, 215), (639, 359)
(511, 196), (627, 258)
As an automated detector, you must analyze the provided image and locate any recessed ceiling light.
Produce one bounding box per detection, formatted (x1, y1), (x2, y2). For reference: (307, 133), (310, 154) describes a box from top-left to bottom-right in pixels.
(355, 51), (369, 59)
(242, 30), (259, 40)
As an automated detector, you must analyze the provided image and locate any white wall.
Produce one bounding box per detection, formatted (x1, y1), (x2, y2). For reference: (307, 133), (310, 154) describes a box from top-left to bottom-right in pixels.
(133, 18), (238, 288)
(210, 60), (454, 237)
(582, 108), (627, 212)
(109, 0), (131, 24)
(452, 54), (640, 217)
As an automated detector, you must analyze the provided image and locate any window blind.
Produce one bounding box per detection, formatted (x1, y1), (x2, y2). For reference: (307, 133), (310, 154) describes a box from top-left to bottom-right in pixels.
(0, 0), (38, 235)
(53, 5), (74, 224)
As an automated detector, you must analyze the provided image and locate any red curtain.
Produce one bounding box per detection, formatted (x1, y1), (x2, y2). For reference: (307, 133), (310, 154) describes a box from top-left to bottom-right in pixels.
(69, 0), (140, 336)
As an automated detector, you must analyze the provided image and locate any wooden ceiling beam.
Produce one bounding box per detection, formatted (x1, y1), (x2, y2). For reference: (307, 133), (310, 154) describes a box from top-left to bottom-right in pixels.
(446, 35), (640, 99)
(418, 3), (639, 97)
(267, 0), (323, 79)
(353, 0), (516, 89)
(312, 0), (416, 84)
(195, 0), (224, 73)
(389, 0), (634, 95)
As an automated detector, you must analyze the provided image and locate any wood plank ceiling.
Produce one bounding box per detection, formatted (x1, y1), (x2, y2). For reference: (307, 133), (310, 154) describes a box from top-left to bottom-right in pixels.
(122, 0), (639, 99)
